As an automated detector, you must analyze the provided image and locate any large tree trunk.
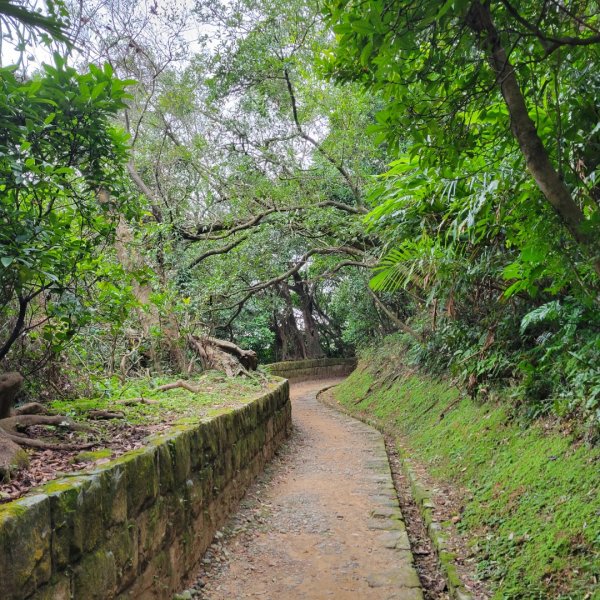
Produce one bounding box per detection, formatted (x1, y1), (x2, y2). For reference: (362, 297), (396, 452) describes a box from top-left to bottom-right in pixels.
(0, 372), (27, 479)
(467, 1), (600, 276)
(291, 274), (325, 358)
(188, 335), (257, 377)
(0, 372), (23, 420)
(274, 284), (308, 361)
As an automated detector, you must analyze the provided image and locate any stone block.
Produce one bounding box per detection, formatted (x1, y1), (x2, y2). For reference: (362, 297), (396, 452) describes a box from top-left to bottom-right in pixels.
(42, 476), (91, 567)
(168, 430), (192, 486)
(72, 549), (117, 599)
(198, 420), (220, 463)
(107, 523), (138, 591)
(138, 498), (169, 565)
(30, 575), (71, 600)
(0, 494), (52, 599)
(232, 401), (258, 437)
(123, 447), (159, 516)
(156, 442), (175, 494)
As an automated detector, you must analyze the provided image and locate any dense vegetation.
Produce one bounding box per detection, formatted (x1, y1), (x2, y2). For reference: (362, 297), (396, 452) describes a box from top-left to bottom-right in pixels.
(0, 0), (598, 596)
(1, 0), (598, 427)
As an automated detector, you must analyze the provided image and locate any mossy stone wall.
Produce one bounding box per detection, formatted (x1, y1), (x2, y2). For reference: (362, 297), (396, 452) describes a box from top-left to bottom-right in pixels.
(266, 357), (356, 381)
(0, 380), (291, 600)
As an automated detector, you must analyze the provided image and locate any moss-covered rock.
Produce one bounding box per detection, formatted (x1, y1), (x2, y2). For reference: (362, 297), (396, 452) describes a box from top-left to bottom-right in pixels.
(42, 475), (97, 567)
(168, 430), (192, 486)
(73, 549), (117, 599)
(0, 494), (52, 598)
(106, 523), (138, 591)
(30, 575), (71, 600)
(122, 448), (159, 516)
(137, 497), (169, 564)
(72, 449), (113, 464)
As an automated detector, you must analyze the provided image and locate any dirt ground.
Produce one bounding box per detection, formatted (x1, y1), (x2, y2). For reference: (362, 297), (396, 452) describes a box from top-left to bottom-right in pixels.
(180, 379), (424, 600)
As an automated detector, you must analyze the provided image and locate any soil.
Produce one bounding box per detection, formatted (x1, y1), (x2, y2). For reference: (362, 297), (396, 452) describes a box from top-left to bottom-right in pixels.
(179, 379), (426, 600)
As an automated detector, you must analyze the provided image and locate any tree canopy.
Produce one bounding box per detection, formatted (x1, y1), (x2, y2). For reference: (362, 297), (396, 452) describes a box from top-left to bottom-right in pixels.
(0, 0), (598, 423)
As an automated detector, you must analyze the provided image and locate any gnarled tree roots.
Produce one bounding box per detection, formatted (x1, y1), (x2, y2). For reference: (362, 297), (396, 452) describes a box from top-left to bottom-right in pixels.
(0, 372), (95, 480)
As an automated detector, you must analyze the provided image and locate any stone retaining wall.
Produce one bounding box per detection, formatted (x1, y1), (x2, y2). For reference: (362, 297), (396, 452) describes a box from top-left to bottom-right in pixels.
(0, 380), (291, 600)
(266, 357), (356, 382)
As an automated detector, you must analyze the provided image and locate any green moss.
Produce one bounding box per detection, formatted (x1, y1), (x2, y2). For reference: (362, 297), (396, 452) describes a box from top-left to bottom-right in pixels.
(0, 501), (28, 526)
(38, 478), (84, 494)
(49, 372), (270, 428)
(207, 407), (234, 417)
(333, 344), (600, 600)
(72, 449), (113, 463)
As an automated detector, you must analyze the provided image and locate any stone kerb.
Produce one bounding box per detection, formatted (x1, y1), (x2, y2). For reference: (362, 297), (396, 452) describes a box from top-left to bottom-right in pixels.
(0, 379), (291, 600)
(266, 357), (356, 382)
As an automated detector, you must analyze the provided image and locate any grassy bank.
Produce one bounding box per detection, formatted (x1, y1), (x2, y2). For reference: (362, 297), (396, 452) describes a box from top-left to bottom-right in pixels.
(332, 338), (600, 599)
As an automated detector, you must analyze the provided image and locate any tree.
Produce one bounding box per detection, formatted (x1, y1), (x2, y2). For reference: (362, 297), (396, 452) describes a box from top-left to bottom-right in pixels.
(325, 0), (600, 276)
(0, 58), (133, 363)
(68, 0), (389, 363)
(0, 41), (139, 475)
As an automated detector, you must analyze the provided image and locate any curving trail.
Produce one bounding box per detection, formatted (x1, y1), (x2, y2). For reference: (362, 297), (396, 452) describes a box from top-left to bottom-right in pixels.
(185, 379), (423, 600)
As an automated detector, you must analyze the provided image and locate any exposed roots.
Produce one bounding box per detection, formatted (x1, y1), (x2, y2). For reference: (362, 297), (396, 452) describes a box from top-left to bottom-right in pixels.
(157, 379), (203, 393)
(13, 402), (47, 416)
(188, 335), (258, 378)
(118, 397), (159, 406)
(0, 414), (92, 435)
(0, 430), (95, 451)
(87, 410), (125, 420)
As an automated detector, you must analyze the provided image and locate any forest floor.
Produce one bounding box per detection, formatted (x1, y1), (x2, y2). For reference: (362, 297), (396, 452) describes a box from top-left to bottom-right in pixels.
(178, 379), (442, 600)
(0, 372), (269, 503)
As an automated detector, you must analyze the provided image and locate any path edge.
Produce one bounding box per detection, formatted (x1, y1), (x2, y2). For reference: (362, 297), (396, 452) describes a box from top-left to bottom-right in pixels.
(317, 383), (473, 600)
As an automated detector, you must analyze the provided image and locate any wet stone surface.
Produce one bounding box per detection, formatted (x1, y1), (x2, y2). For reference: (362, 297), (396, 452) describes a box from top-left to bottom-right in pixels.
(178, 379), (423, 600)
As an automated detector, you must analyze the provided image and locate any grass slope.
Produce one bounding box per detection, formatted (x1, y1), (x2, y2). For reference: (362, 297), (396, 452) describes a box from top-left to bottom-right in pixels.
(333, 339), (600, 599)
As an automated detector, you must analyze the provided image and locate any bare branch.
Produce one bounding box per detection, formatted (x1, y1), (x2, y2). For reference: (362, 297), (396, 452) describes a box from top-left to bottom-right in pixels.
(188, 235), (249, 269)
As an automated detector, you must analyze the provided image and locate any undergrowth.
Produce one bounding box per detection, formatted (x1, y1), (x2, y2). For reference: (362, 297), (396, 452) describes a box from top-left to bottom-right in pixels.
(333, 337), (600, 599)
(49, 371), (267, 426)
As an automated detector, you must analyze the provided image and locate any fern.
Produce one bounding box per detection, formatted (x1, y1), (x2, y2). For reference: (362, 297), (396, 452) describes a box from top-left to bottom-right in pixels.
(370, 236), (443, 293)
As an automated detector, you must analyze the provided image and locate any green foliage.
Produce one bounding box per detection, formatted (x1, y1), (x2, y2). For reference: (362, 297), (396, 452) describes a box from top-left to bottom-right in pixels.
(334, 342), (600, 598)
(322, 0), (600, 421)
(0, 0), (70, 52)
(0, 56), (137, 361)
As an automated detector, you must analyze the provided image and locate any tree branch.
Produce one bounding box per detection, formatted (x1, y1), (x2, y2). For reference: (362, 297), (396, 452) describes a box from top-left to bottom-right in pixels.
(501, 0), (600, 53)
(217, 246), (365, 325)
(283, 68), (362, 203)
(180, 200), (367, 241)
(188, 235), (249, 269)
(368, 288), (422, 342)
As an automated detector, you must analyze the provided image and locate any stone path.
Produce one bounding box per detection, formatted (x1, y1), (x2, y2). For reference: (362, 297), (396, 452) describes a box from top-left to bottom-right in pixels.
(183, 379), (423, 600)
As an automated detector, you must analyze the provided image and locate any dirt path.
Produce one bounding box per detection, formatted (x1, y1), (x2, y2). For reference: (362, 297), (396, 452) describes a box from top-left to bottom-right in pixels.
(181, 379), (424, 600)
